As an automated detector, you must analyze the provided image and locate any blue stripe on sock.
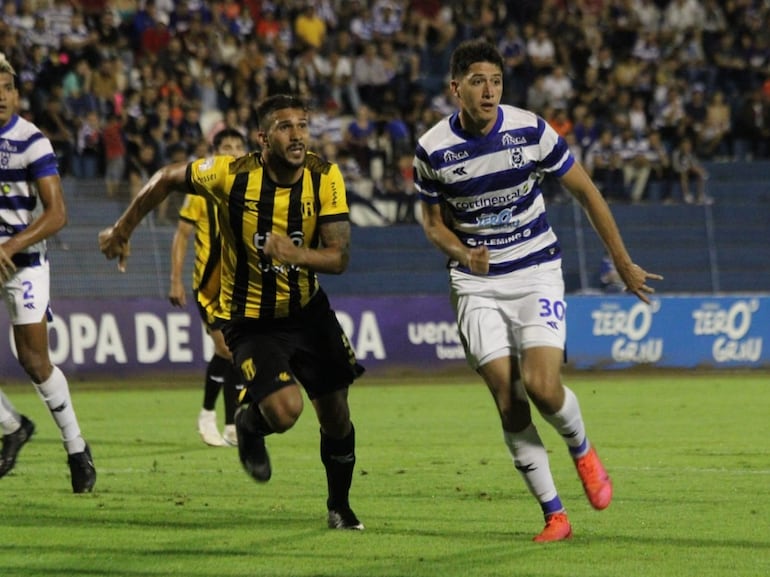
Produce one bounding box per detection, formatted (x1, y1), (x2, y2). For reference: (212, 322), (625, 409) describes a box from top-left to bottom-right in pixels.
(568, 438), (589, 457)
(541, 496), (564, 516)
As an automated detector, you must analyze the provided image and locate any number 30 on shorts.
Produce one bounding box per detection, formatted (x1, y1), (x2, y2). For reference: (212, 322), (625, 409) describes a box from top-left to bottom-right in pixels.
(538, 298), (566, 320)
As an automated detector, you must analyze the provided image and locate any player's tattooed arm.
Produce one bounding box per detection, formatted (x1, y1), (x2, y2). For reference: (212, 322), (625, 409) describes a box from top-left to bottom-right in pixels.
(264, 220), (350, 275)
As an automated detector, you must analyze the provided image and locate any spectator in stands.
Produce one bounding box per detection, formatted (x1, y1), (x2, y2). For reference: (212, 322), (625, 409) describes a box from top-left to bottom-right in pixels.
(62, 58), (99, 119)
(349, 3), (377, 47)
(36, 88), (75, 176)
(60, 9), (100, 65)
(526, 26), (556, 75)
(632, 30), (662, 63)
(498, 22), (528, 107)
(372, 0), (405, 40)
(618, 126), (653, 204)
(585, 128), (625, 201)
(699, 90), (732, 160)
(326, 40), (359, 114)
(102, 110), (127, 198)
(293, 44), (331, 109)
(645, 129), (673, 202)
(1, 1), (33, 33)
(652, 81), (687, 149)
(672, 136), (711, 205)
(632, 0), (663, 34)
(628, 95), (650, 137)
(525, 74), (550, 116)
(344, 103), (379, 176)
(572, 106), (601, 156)
(352, 41), (391, 114)
(294, 3), (327, 50)
(310, 99), (346, 146)
(178, 102), (205, 151)
(684, 85), (708, 141)
(132, 0), (170, 57)
(712, 32), (747, 98)
(547, 107), (573, 139)
(662, 0), (705, 46)
(251, 5), (277, 44)
(732, 88), (768, 161)
(127, 138), (160, 204)
(21, 15), (60, 56)
(91, 53), (124, 115)
(598, 253), (626, 293)
(542, 65), (574, 111)
(73, 109), (103, 179)
(93, 11), (123, 54)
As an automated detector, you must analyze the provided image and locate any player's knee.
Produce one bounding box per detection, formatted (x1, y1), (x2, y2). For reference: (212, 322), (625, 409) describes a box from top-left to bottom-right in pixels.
(263, 390), (303, 433)
(526, 378), (564, 415)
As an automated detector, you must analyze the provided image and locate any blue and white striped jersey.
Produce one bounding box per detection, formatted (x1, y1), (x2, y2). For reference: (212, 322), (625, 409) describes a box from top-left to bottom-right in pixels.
(0, 114), (59, 268)
(413, 105), (574, 276)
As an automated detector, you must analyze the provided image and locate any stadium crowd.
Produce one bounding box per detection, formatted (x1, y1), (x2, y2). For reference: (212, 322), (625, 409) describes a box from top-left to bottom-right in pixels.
(2, 0), (770, 218)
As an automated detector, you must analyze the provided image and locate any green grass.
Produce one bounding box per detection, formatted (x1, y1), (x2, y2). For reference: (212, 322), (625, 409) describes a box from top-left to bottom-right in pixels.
(1, 372), (769, 577)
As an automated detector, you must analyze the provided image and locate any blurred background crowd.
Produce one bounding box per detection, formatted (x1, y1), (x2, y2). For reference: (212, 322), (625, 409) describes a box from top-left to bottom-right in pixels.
(2, 0), (770, 222)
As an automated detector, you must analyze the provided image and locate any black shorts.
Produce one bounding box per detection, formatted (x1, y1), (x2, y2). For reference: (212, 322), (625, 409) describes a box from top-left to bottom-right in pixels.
(222, 289), (365, 403)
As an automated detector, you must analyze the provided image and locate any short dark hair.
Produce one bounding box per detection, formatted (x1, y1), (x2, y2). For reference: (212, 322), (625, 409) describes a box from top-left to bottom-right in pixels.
(213, 127), (246, 150)
(450, 40), (504, 80)
(256, 94), (308, 130)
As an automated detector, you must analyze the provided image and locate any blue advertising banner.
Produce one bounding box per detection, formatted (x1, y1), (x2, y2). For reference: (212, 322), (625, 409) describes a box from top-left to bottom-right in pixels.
(0, 295), (767, 381)
(565, 295), (767, 369)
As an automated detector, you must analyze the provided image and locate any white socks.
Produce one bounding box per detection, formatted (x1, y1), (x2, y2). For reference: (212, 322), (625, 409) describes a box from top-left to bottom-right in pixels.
(541, 386), (590, 458)
(504, 423), (558, 505)
(33, 366), (85, 454)
(0, 389), (22, 435)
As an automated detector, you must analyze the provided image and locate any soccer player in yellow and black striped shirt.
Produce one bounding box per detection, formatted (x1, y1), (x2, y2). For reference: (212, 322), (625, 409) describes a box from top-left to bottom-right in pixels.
(169, 129), (246, 448)
(100, 95), (365, 530)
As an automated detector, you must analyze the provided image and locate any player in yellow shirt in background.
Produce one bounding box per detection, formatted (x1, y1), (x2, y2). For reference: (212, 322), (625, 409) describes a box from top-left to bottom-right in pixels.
(169, 129), (247, 446)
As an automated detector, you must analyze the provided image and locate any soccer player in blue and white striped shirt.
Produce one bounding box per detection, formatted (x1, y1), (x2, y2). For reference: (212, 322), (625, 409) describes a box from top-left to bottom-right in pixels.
(414, 40), (662, 542)
(0, 55), (95, 493)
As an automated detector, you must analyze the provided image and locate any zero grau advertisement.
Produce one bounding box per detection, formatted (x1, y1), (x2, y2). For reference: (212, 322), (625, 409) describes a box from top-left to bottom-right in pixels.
(0, 295), (767, 380)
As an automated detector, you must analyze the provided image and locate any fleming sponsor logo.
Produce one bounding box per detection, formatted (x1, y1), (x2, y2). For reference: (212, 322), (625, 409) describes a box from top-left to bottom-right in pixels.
(692, 299), (763, 362)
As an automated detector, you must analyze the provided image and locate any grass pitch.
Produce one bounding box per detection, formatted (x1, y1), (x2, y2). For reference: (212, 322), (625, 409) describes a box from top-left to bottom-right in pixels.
(0, 371), (768, 577)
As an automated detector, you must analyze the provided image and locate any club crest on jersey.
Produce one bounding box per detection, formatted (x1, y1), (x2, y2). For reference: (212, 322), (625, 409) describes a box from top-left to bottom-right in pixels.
(508, 147), (525, 168)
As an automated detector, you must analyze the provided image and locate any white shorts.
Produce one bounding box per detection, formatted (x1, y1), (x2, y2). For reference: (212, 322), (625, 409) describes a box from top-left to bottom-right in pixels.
(1, 262), (52, 325)
(450, 261), (567, 369)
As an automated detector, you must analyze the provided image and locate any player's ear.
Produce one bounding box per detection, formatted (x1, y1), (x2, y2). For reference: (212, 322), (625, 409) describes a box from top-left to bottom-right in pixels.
(450, 79), (460, 98)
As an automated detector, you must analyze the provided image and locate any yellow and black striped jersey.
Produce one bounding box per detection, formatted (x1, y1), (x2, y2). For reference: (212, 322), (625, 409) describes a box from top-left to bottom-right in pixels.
(178, 193), (221, 320)
(186, 151), (350, 320)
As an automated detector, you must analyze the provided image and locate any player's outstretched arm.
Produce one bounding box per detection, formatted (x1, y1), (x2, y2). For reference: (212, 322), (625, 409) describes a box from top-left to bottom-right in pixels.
(99, 162), (188, 272)
(560, 162), (663, 303)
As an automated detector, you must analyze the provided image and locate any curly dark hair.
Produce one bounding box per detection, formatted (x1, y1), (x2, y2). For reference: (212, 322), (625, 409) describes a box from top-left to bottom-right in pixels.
(449, 40), (504, 80)
(255, 94), (308, 130)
